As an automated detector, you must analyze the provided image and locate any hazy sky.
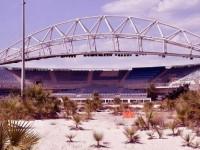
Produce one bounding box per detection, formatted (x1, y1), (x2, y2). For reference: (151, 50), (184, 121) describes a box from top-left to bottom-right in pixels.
(1, 0), (200, 69)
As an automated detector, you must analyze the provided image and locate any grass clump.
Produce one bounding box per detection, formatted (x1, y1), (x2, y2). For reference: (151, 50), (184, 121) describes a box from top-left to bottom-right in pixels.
(93, 131), (104, 148)
(66, 133), (76, 143)
(124, 127), (140, 144)
(72, 114), (82, 130)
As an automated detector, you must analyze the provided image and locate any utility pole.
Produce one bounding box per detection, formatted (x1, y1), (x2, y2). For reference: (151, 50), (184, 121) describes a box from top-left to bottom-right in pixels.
(21, 0), (26, 98)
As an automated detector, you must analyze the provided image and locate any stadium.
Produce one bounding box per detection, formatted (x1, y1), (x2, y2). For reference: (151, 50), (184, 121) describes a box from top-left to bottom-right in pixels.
(1, 1), (200, 149)
(0, 64), (200, 102)
(1, 15), (200, 102)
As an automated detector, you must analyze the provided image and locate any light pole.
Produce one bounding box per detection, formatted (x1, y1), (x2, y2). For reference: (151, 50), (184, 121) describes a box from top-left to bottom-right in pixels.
(21, 0), (26, 98)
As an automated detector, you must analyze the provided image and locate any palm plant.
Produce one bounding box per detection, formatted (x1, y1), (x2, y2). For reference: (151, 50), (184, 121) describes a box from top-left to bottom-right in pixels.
(135, 111), (155, 130)
(146, 111), (154, 129)
(93, 131), (103, 148)
(0, 122), (7, 150)
(0, 120), (39, 150)
(6, 120), (40, 150)
(124, 127), (140, 143)
(72, 115), (81, 129)
(134, 116), (148, 130)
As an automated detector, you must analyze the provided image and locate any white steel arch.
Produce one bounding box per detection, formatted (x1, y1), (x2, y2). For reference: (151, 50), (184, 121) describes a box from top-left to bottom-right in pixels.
(0, 15), (200, 65)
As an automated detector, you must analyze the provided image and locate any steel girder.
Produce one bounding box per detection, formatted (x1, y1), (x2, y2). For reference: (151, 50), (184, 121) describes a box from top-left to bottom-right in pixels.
(0, 15), (200, 65)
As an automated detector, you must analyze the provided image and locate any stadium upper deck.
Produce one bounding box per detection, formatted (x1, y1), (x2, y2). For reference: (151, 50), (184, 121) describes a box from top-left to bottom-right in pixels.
(0, 64), (200, 95)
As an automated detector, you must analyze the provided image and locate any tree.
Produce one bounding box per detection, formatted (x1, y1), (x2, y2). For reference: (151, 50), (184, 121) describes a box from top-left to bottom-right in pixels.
(91, 92), (102, 111)
(147, 84), (158, 101)
(167, 84), (189, 100)
(113, 97), (121, 105)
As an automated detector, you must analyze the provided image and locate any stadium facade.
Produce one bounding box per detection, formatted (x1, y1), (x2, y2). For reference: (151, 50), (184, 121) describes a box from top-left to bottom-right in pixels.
(0, 64), (200, 103)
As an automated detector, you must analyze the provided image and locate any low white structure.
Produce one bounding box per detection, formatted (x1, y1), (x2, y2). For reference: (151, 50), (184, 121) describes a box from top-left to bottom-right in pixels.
(53, 93), (151, 103)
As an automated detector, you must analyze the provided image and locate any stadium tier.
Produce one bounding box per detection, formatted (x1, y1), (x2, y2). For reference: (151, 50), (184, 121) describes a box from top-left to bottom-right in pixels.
(0, 64), (200, 97)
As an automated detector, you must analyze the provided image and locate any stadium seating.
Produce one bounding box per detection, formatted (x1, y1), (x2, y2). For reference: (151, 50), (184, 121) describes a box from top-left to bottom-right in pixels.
(0, 68), (19, 88)
(12, 69), (51, 82)
(54, 71), (88, 82)
(1, 64), (200, 96)
(155, 65), (200, 83)
(0, 68), (18, 82)
(126, 67), (165, 82)
(92, 70), (127, 80)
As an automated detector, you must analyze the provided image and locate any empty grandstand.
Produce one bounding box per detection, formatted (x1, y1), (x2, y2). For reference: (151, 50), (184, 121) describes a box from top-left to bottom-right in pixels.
(1, 64), (200, 102)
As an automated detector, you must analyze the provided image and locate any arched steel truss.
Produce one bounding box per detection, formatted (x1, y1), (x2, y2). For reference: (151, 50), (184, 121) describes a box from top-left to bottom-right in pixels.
(1, 15), (200, 65)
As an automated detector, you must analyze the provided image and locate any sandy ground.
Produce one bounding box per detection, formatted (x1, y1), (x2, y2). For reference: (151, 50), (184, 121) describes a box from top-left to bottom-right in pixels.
(32, 112), (198, 150)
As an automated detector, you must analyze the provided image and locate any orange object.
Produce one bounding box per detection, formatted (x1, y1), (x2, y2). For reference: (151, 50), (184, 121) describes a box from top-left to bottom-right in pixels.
(122, 109), (134, 118)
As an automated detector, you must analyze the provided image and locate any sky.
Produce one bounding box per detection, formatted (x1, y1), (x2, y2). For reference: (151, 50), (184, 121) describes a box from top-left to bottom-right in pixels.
(0, 0), (200, 69)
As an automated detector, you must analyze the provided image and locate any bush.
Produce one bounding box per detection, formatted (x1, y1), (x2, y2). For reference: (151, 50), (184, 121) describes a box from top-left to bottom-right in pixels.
(160, 99), (176, 111)
(91, 92), (102, 110)
(63, 97), (77, 117)
(0, 96), (29, 120)
(143, 102), (154, 113)
(0, 85), (62, 120)
(175, 91), (200, 126)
